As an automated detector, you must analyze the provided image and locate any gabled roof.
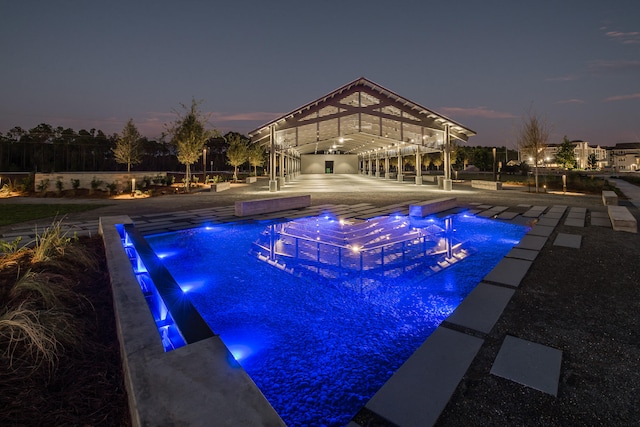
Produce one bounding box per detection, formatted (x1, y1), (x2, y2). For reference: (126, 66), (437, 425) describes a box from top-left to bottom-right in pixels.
(249, 77), (475, 156)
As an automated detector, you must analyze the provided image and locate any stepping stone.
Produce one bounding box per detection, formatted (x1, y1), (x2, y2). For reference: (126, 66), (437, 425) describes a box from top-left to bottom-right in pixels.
(477, 206), (509, 218)
(506, 247), (539, 261)
(365, 327), (483, 427)
(527, 225), (554, 237)
(483, 258), (532, 287)
(542, 211), (564, 219)
(564, 217), (584, 227)
(516, 235), (548, 251)
(522, 206), (547, 218)
(568, 207), (587, 216)
(491, 335), (562, 396)
(497, 211), (519, 220)
(446, 283), (515, 334)
(554, 233), (582, 248)
(537, 217), (560, 227)
(548, 205), (567, 212)
(590, 217), (612, 227)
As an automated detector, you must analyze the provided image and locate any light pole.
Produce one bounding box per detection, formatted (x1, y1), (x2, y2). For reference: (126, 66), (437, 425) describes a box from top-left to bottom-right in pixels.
(492, 147), (497, 181)
(202, 148), (207, 184)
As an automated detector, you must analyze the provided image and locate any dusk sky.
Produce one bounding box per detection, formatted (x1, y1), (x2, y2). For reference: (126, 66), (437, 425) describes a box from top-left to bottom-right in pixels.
(1, 1), (639, 147)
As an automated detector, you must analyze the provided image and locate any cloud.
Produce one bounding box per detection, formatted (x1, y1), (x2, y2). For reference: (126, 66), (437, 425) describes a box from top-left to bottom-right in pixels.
(605, 30), (640, 44)
(603, 93), (640, 102)
(440, 106), (516, 119)
(557, 99), (585, 104)
(588, 60), (640, 74)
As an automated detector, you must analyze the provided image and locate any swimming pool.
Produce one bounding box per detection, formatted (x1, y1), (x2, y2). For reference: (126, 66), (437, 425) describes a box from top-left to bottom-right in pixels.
(143, 213), (527, 426)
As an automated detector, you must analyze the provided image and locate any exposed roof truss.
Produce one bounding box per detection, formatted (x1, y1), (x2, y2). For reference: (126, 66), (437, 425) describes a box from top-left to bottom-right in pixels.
(249, 77), (476, 156)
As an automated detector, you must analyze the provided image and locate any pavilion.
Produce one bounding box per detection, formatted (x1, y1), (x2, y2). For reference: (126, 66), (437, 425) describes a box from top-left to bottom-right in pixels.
(249, 77), (476, 191)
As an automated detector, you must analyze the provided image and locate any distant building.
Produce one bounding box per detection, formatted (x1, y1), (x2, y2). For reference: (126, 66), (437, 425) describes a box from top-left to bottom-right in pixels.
(520, 140), (608, 169)
(609, 142), (640, 172)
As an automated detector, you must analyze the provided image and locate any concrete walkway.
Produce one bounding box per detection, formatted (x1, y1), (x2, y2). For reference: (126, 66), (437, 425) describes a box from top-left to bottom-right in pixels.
(610, 178), (640, 208)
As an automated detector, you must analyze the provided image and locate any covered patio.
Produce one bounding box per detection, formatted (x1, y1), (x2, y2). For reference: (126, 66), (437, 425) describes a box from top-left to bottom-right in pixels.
(249, 77), (476, 192)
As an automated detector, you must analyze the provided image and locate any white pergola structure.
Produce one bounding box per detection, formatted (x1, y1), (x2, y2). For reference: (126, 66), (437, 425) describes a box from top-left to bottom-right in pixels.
(249, 77), (475, 191)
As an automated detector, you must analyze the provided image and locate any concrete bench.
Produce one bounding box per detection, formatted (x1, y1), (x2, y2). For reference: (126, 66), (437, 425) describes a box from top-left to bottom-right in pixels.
(409, 197), (457, 217)
(607, 205), (637, 233)
(210, 182), (231, 192)
(602, 190), (618, 206)
(421, 176), (439, 183)
(235, 195), (311, 217)
(245, 176), (258, 184)
(471, 180), (503, 190)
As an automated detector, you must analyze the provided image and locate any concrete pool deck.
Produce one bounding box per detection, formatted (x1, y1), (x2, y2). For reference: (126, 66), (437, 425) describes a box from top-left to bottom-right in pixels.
(1, 174), (639, 426)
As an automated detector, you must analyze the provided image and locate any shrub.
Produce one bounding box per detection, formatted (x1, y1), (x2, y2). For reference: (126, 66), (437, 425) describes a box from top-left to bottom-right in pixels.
(105, 182), (117, 195)
(90, 177), (103, 192)
(36, 179), (50, 193)
(70, 179), (80, 190)
(19, 174), (34, 193)
(55, 178), (64, 193)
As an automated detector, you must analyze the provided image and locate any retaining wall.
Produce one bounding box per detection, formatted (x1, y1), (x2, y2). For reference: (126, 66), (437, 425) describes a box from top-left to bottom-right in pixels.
(34, 172), (167, 192)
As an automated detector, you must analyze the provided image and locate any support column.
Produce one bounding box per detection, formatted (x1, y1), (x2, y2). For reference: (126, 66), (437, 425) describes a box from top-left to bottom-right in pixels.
(269, 126), (278, 192)
(385, 155), (390, 179)
(443, 124), (452, 191)
(278, 150), (285, 189)
(368, 154), (372, 176)
(397, 150), (403, 182)
(415, 148), (422, 185)
(285, 150), (291, 182)
(375, 154), (380, 178)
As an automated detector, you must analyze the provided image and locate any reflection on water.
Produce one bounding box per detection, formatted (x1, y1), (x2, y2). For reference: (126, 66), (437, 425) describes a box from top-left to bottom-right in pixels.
(252, 215), (470, 285)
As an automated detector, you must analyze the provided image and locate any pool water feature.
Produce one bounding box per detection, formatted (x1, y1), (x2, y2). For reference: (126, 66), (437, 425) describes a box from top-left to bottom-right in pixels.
(144, 213), (527, 426)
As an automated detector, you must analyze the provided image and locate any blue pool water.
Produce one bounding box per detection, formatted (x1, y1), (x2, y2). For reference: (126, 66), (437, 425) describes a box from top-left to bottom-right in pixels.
(146, 214), (527, 426)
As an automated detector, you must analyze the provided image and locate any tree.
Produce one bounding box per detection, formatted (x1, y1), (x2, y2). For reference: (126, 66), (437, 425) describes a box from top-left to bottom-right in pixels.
(456, 145), (472, 170)
(429, 152), (443, 170)
(517, 112), (549, 193)
(167, 99), (216, 191)
(587, 153), (598, 170)
(113, 119), (143, 173)
(226, 133), (249, 182)
(555, 136), (576, 169)
(247, 142), (265, 176)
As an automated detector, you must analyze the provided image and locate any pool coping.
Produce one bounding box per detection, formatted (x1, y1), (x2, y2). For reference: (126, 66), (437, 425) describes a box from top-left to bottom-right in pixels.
(99, 202), (565, 426)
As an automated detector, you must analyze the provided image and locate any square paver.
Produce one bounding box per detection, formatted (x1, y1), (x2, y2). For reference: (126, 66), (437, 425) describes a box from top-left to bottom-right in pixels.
(553, 233), (582, 248)
(491, 335), (562, 396)
(590, 217), (611, 227)
(564, 217), (584, 227)
(366, 327), (483, 427)
(536, 217), (560, 227)
(542, 211), (564, 219)
(446, 283), (515, 333)
(516, 235), (548, 251)
(497, 211), (519, 220)
(506, 247), (539, 261)
(528, 225), (555, 237)
(483, 258), (532, 287)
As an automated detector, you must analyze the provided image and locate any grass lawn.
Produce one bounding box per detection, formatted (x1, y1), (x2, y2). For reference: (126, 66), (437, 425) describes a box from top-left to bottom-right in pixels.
(0, 204), (107, 226)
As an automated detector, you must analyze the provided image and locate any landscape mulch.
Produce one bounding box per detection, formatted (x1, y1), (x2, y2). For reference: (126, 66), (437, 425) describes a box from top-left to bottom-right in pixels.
(0, 237), (130, 426)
